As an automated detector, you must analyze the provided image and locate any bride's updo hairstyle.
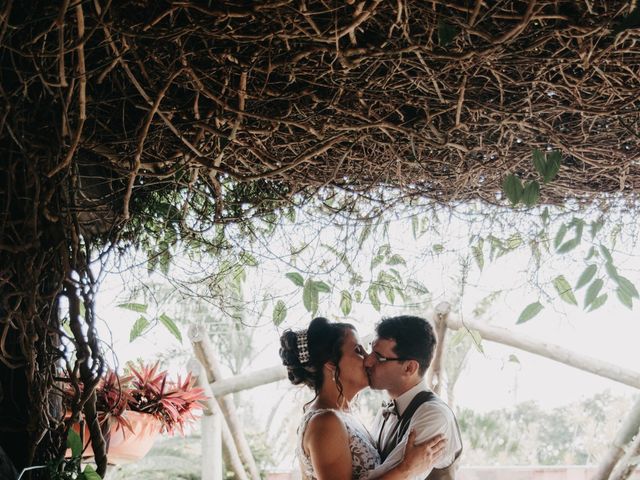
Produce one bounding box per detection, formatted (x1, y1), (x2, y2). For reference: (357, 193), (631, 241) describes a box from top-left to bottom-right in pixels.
(279, 317), (354, 402)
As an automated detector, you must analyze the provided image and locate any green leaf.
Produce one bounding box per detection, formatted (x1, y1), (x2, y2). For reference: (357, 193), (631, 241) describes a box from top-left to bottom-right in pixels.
(285, 272), (304, 287)
(468, 329), (484, 354)
(471, 245), (484, 271)
(557, 238), (580, 254)
(368, 285), (381, 311)
(358, 223), (372, 247)
(517, 302), (544, 324)
(240, 252), (258, 267)
(544, 150), (562, 183)
(488, 242), (506, 261)
(146, 253), (158, 274)
(313, 280), (331, 293)
(129, 315), (150, 342)
(554, 224), (568, 249)
(572, 217), (585, 241)
(159, 249), (171, 276)
(411, 216), (420, 239)
(284, 207), (296, 223)
(584, 278), (604, 309)
(340, 290), (352, 316)
(273, 300), (287, 326)
(448, 329), (467, 348)
(67, 428), (82, 458)
(522, 181), (540, 206)
(532, 149), (546, 178)
(62, 321), (73, 338)
(541, 207), (550, 225)
(616, 287), (633, 309)
(354, 290), (363, 303)
(502, 174), (523, 205)
(432, 244), (444, 253)
(508, 354), (520, 364)
(588, 293), (608, 312)
(159, 314), (182, 342)
(605, 261), (618, 280)
(407, 279), (430, 295)
(599, 244), (613, 263)
(117, 303), (148, 314)
(371, 254), (385, 270)
(382, 284), (396, 304)
(437, 21), (457, 47)
(82, 465), (102, 480)
(386, 254), (406, 266)
(590, 220), (604, 239)
(506, 234), (523, 250)
(585, 246), (596, 260)
(616, 276), (639, 299)
(530, 239), (542, 265)
(303, 279), (319, 313)
(575, 265), (597, 289)
(553, 275), (578, 305)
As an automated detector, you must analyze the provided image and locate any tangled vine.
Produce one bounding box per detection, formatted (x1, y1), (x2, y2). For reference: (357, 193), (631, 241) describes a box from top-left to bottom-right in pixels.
(1, 0), (639, 476)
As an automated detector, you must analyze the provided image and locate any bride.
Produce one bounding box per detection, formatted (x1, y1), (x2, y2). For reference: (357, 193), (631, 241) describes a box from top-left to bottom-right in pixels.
(280, 317), (446, 479)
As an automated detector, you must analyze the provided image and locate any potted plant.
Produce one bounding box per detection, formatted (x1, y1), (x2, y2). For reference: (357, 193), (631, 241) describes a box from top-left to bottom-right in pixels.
(65, 362), (207, 464)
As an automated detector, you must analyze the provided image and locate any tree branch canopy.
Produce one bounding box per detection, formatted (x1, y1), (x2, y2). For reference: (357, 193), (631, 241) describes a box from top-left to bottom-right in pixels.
(3, 1), (639, 238)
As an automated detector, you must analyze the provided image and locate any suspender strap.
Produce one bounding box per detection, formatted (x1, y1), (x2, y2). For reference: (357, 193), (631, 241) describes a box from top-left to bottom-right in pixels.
(379, 390), (464, 480)
(396, 391), (435, 443)
(379, 391), (434, 462)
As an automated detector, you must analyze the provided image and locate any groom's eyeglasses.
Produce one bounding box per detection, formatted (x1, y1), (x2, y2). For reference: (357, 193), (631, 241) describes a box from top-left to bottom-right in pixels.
(371, 351), (414, 364)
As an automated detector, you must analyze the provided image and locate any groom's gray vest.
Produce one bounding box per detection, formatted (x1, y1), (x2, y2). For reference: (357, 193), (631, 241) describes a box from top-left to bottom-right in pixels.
(379, 391), (463, 480)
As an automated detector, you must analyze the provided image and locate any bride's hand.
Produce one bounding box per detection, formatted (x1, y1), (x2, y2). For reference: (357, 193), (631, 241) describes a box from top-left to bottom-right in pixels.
(401, 430), (447, 476)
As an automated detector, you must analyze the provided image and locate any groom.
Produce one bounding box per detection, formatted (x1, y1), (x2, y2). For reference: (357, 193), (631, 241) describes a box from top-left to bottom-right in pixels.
(364, 315), (463, 479)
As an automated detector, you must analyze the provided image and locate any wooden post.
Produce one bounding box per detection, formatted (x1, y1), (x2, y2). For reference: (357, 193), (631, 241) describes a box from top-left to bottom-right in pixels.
(427, 301), (451, 395)
(189, 324), (262, 480)
(191, 358), (223, 480)
(209, 366), (286, 397)
(592, 395), (640, 480)
(444, 317), (640, 390)
(609, 430), (640, 480)
(201, 410), (223, 480)
(188, 358), (249, 480)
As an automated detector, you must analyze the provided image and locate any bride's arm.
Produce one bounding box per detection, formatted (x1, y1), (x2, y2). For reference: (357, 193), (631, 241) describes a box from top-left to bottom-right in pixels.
(374, 431), (447, 480)
(304, 411), (353, 480)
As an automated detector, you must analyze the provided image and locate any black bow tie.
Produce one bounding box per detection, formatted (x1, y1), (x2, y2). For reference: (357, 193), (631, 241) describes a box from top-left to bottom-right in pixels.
(381, 400), (398, 419)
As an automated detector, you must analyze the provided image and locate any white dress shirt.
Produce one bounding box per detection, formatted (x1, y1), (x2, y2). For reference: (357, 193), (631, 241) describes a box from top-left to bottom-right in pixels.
(367, 381), (462, 479)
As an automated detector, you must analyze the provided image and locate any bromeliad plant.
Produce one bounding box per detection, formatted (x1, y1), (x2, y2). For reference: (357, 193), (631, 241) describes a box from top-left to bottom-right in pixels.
(124, 363), (207, 434)
(67, 362), (207, 435)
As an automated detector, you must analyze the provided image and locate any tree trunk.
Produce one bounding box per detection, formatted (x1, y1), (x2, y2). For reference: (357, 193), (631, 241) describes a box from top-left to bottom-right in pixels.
(427, 311), (449, 395)
(0, 119), (69, 477)
(592, 396), (640, 480)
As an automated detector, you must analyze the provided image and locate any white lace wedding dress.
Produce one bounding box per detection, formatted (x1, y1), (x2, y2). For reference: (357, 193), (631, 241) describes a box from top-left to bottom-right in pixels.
(297, 408), (380, 479)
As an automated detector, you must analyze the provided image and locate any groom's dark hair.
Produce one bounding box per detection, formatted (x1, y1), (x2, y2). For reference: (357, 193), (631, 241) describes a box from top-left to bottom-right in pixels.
(375, 315), (436, 376)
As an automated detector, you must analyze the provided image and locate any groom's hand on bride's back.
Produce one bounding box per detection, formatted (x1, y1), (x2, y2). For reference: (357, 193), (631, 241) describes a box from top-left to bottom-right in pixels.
(401, 430), (447, 475)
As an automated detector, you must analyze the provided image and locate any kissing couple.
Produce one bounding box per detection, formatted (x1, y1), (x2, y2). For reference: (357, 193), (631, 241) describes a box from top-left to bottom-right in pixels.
(279, 315), (463, 480)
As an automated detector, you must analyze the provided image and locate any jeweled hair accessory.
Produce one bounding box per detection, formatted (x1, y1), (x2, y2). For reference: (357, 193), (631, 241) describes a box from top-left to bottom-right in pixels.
(295, 329), (310, 364)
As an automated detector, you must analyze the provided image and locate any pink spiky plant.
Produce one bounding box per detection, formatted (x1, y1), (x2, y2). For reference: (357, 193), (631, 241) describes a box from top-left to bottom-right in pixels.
(123, 362), (207, 434)
(66, 362), (207, 435)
